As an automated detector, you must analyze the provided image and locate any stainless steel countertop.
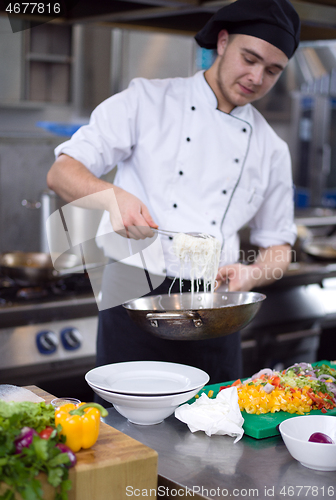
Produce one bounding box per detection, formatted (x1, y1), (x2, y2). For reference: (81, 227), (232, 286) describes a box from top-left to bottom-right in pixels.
(104, 408), (336, 499)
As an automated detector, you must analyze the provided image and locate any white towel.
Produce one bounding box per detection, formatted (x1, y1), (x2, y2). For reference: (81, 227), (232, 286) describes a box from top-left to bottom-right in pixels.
(175, 386), (244, 443)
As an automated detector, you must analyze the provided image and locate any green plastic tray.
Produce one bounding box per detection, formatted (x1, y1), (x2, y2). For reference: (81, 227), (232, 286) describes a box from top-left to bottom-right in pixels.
(189, 360), (336, 439)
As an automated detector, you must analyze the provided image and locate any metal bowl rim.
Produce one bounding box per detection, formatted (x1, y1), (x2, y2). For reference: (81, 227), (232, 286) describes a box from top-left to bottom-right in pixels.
(122, 291), (267, 311)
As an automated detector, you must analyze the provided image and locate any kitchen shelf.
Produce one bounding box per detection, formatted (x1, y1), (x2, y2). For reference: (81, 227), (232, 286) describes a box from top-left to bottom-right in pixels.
(26, 53), (72, 64)
(295, 215), (336, 226)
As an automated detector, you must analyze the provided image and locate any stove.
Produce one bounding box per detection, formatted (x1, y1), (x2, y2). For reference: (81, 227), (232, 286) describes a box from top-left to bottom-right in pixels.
(0, 274), (99, 400)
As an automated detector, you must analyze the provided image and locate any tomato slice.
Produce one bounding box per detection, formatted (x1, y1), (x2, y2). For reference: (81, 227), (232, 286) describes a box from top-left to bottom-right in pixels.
(269, 376), (281, 387)
(232, 379), (242, 386)
(39, 426), (55, 439)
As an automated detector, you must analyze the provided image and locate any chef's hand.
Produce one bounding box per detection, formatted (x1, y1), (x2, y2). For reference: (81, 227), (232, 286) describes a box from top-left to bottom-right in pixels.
(48, 154), (158, 239)
(216, 263), (255, 292)
(216, 245), (292, 291)
(111, 185), (158, 240)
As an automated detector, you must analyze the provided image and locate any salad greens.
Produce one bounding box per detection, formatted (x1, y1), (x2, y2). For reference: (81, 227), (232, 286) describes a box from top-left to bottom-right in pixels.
(0, 401), (54, 433)
(283, 363), (336, 399)
(0, 401), (72, 500)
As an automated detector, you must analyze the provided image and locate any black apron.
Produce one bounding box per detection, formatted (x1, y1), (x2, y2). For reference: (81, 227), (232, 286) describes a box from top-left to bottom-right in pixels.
(95, 262), (242, 398)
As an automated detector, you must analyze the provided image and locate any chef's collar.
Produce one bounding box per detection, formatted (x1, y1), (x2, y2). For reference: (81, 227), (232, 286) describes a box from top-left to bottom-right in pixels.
(194, 0), (301, 59)
(197, 71), (218, 108)
(197, 71), (253, 123)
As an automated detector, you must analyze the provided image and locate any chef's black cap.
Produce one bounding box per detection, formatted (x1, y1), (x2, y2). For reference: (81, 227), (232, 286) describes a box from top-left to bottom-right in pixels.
(195, 0), (301, 59)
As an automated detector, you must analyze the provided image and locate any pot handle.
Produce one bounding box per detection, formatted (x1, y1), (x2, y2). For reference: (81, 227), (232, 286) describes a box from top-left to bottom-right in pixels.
(146, 311), (203, 328)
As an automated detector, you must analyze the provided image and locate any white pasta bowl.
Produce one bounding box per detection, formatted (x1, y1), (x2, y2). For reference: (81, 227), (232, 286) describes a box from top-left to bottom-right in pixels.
(88, 383), (201, 425)
(279, 415), (336, 471)
(85, 361), (209, 395)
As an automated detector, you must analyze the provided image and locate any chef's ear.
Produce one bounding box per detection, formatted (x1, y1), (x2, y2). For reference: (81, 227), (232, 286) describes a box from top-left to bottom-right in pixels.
(217, 29), (229, 56)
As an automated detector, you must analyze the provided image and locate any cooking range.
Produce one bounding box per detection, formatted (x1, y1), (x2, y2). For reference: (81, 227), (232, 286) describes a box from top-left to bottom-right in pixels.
(0, 273), (99, 401)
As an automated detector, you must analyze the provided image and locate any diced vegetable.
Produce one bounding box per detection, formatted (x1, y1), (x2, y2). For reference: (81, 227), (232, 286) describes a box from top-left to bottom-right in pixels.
(232, 379), (242, 386)
(14, 426), (38, 453)
(269, 376), (281, 387)
(263, 383), (275, 394)
(232, 383), (312, 415)
(56, 443), (77, 467)
(308, 432), (334, 444)
(39, 426), (55, 440)
(218, 363), (336, 415)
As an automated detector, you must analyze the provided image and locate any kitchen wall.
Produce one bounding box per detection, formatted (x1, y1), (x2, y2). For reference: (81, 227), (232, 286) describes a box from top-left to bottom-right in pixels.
(0, 17), (22, 102)
(0, 18), (196, 253)
(0, 134), (67, 253)
(114, 29), (195, 92)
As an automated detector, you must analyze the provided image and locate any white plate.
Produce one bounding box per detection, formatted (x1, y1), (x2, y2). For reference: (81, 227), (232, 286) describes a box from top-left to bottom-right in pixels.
(85, 361), (209, 395)
(87, 379), (205, 397)
(86, 381), (202, 405)
(88, 382), (202, 425)
(88, 383), (200, 406)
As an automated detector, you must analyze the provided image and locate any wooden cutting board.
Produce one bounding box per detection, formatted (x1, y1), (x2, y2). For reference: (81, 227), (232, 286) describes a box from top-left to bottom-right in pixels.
(0, 386), (158, 500)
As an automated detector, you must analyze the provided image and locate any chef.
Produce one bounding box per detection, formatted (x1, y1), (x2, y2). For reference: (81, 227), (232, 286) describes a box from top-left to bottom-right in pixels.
(47, 0), (301, 385)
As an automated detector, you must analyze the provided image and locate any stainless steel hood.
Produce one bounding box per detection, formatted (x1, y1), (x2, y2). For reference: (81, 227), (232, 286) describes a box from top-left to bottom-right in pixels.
(3, 0), (336, 42)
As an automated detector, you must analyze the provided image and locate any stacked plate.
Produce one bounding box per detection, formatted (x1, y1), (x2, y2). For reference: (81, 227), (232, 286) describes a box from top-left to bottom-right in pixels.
(85, 361), (209, 425)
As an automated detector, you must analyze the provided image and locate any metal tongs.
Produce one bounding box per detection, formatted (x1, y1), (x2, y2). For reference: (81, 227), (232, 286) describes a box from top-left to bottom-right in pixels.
(152, 228), (213, 239)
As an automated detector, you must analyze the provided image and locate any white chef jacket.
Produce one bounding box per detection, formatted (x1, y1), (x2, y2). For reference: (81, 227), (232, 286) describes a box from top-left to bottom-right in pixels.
(55, 70), (297, 279)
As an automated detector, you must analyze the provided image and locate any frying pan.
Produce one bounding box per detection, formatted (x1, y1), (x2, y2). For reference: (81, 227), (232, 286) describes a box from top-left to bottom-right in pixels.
(123, 291), (266, 340)
(302, 238), (336, 261)
(0, 251), (84, 286)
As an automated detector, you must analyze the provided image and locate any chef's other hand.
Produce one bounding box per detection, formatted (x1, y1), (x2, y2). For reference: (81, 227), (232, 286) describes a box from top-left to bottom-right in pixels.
(111, 186), (158, 240)
(216, 245), (291, 291)
(216, 263), (255, 292)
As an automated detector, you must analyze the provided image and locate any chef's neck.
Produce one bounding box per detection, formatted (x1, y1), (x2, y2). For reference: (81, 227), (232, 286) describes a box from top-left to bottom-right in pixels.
(204, 63), (235, 114)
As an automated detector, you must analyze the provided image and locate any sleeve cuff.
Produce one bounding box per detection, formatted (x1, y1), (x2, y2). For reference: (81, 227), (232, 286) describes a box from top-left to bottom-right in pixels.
(54, 144), (105, 178)
(250, 225), (297, 248)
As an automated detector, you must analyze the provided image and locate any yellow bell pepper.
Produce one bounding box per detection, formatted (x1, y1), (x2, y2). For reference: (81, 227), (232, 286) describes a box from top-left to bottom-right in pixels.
(55, 402), (108, 453)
